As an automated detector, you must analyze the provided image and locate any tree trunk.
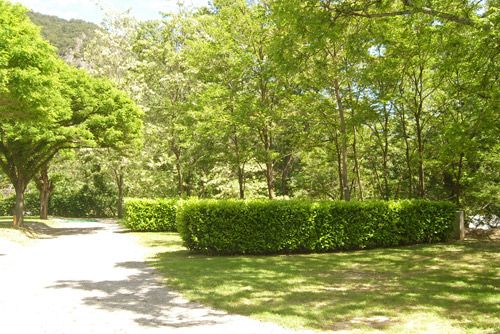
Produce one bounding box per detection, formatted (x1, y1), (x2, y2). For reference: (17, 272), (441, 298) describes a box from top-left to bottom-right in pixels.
(454, 153), (464, 206)
(232, 134), (245, 199)
(14, 179), (27, 227)
(399, 107), (413, 197)
(37, 164), (52, 220)
(333, 132), (344, 199)
(382, 108), (390, 200)
(116, 172), (124, 219)
(352, 126), (363, 200)
(265, 161), (275, 199)
(415, 116), (425, 197)
(280, 154), (294, 196)
(333, 79), (350, 201)
(174, 150), (183, 197)
(237, 165), (245, 199)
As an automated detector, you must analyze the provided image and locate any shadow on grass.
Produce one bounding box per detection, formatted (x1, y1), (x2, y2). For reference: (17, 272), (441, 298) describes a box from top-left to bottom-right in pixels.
(149, 238), (500, 332)
(49, 261), (229, 329)
(0, 220), (103, 239)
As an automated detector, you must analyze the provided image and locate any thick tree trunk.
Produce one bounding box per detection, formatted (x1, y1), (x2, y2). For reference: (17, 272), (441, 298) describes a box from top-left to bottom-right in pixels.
(333, 79), (350, 201)
(14, 179), (27, 227)
(39, 187), (50, 220)
(37, 164), (52, 220)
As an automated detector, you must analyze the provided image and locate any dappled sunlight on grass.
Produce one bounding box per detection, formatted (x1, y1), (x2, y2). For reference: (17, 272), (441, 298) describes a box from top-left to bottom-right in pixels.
(135, 232), (500, 333)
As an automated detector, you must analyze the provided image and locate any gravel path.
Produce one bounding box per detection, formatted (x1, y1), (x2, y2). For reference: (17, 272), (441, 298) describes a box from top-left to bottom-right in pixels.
(0, 220), (318, 334)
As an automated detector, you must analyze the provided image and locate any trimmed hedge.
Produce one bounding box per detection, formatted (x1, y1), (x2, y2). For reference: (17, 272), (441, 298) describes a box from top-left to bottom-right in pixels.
(177, 199), (457, 255)
(123, 198), (177, 232)
(0, 193), (40, 216)
(0, 191), (113, 218)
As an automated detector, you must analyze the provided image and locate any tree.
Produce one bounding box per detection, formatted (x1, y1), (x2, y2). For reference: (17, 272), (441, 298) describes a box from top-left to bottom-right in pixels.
(0, 1), (67, 121)
(0, 54), (142, 226)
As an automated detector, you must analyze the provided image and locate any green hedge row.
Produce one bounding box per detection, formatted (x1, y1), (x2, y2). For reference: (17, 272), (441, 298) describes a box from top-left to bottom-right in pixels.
(123, 198), (177, 232)
(177, 199), (457, 255)
(0, 191), (115, 218)
(0, 193), (40, 216)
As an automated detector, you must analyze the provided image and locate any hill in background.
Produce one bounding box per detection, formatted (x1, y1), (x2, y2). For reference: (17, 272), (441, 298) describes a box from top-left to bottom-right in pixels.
(27, 11), (99, 57)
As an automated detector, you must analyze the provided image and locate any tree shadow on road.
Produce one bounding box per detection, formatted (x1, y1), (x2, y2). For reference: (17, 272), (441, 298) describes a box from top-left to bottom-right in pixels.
(48, 261), (226, 329)
(0, 220), (104, 239)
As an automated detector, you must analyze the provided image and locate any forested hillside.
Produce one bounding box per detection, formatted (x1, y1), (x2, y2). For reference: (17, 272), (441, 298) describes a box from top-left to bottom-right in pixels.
(27, 11), (98, 56)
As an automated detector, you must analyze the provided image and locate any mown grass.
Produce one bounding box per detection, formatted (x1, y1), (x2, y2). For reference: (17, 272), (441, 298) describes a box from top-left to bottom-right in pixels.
(135, 232), (500, 333)
(0, 216), (53, 244)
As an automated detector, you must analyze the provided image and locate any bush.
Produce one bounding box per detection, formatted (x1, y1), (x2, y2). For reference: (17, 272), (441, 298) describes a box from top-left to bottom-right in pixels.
(1, 189), (115, 218)
(0, 193), (39, 216)
(123, 198), (177, 232)
(177, 199), (457, 255)
(0, 196), (14, 216)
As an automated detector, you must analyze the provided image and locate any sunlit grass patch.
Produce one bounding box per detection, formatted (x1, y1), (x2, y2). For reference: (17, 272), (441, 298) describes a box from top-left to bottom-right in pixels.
(136, 232), (500, 333)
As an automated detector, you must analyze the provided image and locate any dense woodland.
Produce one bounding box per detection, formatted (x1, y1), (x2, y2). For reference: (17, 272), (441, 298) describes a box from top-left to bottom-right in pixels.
(1, 0), (498, 221)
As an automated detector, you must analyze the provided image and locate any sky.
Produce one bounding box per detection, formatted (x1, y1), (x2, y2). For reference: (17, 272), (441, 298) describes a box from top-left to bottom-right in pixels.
(12, 0), (210, 24)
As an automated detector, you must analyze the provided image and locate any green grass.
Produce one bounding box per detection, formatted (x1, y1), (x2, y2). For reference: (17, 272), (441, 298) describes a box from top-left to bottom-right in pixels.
(0, 216), (52, 244)
(135, 232), (500, 333)
(0, 216), (85, 244)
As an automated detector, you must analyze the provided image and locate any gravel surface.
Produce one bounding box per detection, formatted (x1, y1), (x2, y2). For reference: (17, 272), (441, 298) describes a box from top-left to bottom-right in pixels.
(0, 220), (318, 334)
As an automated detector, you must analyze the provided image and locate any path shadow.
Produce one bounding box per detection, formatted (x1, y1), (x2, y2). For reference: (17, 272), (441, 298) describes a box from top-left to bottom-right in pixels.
(19, 222), (104, 239)
(49, 261), (226, 329)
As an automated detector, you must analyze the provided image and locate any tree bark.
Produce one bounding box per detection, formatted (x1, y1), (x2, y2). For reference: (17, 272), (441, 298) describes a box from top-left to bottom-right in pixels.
(14, 178), (27, 227)
(399, 106), (413, 197)
(352, 126), (363, 200)
(280, 154), (294, 197)
(265, 161), (275, 199)
(37, 164), (53, 220)
(116, 172), (124, 219)
(333, 132), (344, 199)
(333, 79), (350, 201)
(173, 148), (183, 197)
(237, 165), (245, 199)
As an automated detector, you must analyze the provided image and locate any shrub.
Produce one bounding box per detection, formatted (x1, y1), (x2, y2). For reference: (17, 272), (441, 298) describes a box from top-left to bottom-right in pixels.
(49, 185), (117, 218)
(0, 193), (39, 216)
(0, 196), (14, 216)
(123, 198), (177, 232)
(177, 199), (457, 255)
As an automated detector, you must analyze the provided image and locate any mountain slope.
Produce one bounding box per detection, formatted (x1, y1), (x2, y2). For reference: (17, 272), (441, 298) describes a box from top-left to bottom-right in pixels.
(27, 11), (99, 56)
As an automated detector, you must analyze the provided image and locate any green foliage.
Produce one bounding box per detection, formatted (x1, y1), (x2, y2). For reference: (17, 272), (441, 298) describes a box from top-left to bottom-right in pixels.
(49, 184), (117, 218)
(123, 198), (177, 232)
(0, 188), (114, 218)
(0, 196), (14, 216)
(0, 0), (67, 120)
(177, 199), (457, 255)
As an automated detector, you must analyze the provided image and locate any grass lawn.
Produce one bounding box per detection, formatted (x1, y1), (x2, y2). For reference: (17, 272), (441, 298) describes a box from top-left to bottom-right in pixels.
(0, 216), (92, 244)
(0, 216), (54, 244)
(135, 232), (500, 333)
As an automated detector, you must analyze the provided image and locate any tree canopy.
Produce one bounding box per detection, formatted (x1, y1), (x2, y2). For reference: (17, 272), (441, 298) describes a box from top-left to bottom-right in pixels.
(0, 0), (498, 222)
(0, 1), (142, 226)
